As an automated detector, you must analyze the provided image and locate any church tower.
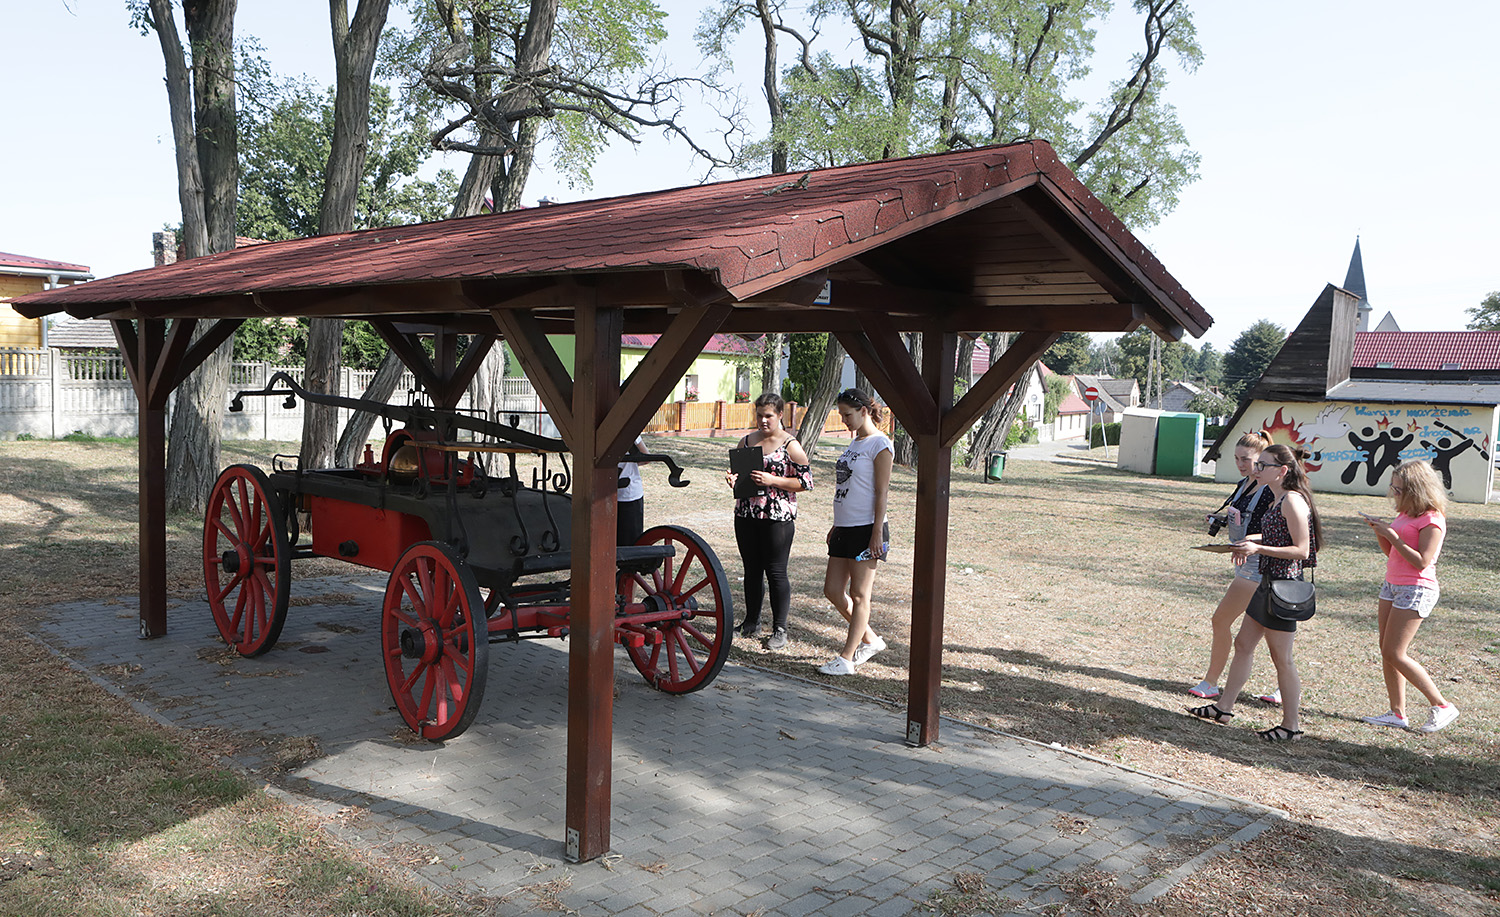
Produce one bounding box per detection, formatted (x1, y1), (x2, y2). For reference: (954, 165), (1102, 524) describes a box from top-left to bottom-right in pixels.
(1343, 237), (1373, 332)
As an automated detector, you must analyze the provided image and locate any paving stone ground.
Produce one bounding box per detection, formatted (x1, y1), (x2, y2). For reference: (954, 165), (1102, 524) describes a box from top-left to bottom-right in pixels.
(36, 576), (1280, 916)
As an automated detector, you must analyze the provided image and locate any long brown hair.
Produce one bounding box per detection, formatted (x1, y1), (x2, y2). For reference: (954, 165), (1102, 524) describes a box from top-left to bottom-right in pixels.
(1260, 443), (1324, 550)
(837, 388), (884, 426)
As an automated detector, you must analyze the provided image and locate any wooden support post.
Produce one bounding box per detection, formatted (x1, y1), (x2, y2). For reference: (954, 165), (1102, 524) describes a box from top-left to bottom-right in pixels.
(564, 298), (621, 863)
(125, 319), (170, 638)
(905, 330), (956, 746)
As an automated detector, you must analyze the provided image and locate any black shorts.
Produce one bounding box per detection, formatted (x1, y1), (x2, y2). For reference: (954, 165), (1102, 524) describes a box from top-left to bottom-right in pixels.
(828, 522), (889, 560)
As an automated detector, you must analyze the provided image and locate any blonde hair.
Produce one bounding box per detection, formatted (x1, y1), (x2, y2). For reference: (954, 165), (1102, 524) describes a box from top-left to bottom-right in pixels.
(1390, 460), (1447, 517)
(1236, 429), (1271, 451)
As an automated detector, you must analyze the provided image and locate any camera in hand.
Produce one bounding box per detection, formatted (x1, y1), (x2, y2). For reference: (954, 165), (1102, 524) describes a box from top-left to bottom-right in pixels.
(1206, 512), (1228, 537)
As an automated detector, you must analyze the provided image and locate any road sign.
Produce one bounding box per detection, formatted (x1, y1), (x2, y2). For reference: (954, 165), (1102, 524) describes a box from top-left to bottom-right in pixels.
(1083, 386), (1099, 402)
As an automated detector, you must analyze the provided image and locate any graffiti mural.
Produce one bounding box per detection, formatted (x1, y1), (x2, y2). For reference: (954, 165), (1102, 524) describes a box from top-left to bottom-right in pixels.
(1222, 401), (1498, 504)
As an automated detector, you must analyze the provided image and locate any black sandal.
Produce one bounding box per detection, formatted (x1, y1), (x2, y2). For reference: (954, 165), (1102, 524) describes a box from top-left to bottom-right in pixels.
(1188, 703), (1234, 724)
(1259, 725), (1303, 742)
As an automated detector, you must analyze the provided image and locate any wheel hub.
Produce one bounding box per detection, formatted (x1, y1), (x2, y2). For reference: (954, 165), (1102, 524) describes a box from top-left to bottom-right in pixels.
(221, 549), (240, 574)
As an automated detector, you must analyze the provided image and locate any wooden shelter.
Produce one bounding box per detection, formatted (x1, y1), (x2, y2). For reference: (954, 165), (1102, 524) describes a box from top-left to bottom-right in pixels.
(14, 140), (1210, 860)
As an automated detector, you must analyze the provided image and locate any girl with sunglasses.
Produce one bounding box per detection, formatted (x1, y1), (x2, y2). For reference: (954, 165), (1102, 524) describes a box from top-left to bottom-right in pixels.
(1191, 444), (1322, 741)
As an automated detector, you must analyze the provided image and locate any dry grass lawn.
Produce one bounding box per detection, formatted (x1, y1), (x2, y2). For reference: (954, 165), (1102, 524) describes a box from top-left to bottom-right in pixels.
(1, 434), (1497, 916)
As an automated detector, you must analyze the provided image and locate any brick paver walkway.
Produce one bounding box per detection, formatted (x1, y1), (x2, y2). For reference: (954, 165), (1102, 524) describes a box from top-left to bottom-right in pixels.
(37, 576), (1278, 915)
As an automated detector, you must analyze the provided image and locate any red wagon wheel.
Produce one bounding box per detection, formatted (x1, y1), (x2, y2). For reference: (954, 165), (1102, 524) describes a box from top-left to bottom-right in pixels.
(203, 464), (291, 657)
(617, 525), (734, 694)
(382, 542), (490, 741)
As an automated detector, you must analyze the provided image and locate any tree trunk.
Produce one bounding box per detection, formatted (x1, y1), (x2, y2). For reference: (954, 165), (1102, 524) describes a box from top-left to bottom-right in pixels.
(467, 343), (509, 430)
(302, 0), (391, 471)
(333, 350), (405, 467)
(754, 0), (787, 174)
(891, 333), (920, 466)
(759, 331), (783, 395)
(795, 336), (845, 456)
(152, 0), (238, 516)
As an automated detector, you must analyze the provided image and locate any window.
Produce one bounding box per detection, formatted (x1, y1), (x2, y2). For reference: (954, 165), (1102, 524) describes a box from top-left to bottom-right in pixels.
(1440, 362), (1461, 371)
(684, 374), (699, 401)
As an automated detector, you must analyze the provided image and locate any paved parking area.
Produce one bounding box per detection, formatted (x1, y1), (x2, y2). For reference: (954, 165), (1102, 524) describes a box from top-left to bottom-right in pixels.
(37, 576), (1278, 916)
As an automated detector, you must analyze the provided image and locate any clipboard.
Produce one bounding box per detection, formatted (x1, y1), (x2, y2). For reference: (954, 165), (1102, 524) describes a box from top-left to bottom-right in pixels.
(730, 446), (765, 499)
(1192, 544), (1238, 554)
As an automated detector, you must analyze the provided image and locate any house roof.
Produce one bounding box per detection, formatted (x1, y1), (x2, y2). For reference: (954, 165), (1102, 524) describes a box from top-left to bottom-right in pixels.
(48, 319), (118, 349)
(13, 141), (1209, 341)
(1071, 373), (1132, 412)
(1352, 331), (1500, 372)
(0, 251), (92, 279)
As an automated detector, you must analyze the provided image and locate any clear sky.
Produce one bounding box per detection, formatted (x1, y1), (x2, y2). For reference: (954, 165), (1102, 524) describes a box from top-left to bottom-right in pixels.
(3, 1), (1496, 353)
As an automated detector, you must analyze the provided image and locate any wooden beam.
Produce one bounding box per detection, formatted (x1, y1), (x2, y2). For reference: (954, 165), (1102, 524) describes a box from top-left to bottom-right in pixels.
(565, 297), (620, 863)
(145, 318), (199, 411)
(598, 303), (732, 463)
(489, 308), (576, 448)
(906, 329), (956, 747)
(941, 331), (1060, 449)
(434, 333), (497, 407)
(133, 320), (169, 639)
(111, 319), (143, 394)
(170, 318), (243, 395)
(847, 313), (938, 436)
(370, 319), (444, 395)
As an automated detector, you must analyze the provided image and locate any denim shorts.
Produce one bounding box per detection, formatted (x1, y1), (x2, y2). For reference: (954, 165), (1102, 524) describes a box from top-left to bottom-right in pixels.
(1233, 555), (1262, 583)
(1380, 581), (1440, 617)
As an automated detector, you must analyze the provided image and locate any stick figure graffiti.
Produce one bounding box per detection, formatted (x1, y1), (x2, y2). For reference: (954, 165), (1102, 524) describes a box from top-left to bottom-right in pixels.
(1342, 424), (1414, 486)
(1420, 420), (1491, 489)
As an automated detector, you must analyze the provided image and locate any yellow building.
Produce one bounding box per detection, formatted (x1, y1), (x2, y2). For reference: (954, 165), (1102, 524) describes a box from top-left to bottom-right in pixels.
(1, 252), (93, 349)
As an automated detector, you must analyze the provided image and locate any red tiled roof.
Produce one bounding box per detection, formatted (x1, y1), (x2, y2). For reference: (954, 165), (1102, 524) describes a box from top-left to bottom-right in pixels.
(0, 251), (91, 274)
(13, 141), (1207, 336)
(622, 333), (755, 355)
(1352, 331), (1500, 371)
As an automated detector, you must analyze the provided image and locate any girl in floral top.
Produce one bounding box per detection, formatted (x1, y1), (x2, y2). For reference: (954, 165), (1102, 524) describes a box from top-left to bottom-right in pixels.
(725, 393), (812, 650)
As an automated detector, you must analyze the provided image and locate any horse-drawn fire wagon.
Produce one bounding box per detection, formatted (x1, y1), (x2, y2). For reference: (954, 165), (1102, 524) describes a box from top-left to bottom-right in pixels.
(202, 372), (732, 741)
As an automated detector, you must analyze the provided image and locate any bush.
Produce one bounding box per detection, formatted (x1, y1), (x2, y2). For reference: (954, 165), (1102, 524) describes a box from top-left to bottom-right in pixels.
(1089, 422), (1121, 448)
(1005, 420), (1038, 449)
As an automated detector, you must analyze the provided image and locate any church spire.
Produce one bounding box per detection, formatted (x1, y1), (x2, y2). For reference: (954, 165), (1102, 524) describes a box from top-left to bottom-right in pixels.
(1344, 237), (1373, 331)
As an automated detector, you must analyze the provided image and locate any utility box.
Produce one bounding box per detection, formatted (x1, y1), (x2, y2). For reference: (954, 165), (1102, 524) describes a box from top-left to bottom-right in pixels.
(1116, 408), (1162, 474)
(1155, 412), (1205, 476)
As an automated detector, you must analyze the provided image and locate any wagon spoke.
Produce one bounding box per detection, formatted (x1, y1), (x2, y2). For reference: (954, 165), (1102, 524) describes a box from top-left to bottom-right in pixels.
(671, 626), (704, 674)
(676, 573), (711, 604)
(678, 620), (713, 654)
(212, 569), (247, 602)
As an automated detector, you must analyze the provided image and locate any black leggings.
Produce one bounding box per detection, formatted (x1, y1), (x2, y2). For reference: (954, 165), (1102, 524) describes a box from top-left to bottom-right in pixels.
(734, 516), (795, 631)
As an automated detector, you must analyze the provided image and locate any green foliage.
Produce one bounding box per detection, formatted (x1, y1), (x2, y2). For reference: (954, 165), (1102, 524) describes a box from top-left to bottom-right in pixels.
(1466, 290), (1500, 330)
(1194, 342), (1223, 387)
(1042, 374), (1072, 423)
(231, 318), (389, 371)
(232, 317), (304, 363)
(1185, 390), (1235, 420)
(1042, 332), (1093, 374)
(1005, 418), (1038, 448)
(383, 0), (670, 196)
(716, 0), (1202, 230)
(237, 80), (457, 241)
(1114, 328), (1191, 394)
(1221, 319), (1286, 402)
(785, 333), (828, 402)
(1088, 421), (1121, 448)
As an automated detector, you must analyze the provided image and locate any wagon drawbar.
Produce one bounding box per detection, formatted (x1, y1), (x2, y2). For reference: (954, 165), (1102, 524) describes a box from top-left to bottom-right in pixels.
(203, 373), (733, 741)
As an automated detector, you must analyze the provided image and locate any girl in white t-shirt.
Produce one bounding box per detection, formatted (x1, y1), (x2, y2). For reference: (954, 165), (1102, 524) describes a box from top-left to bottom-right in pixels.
(818, 389), (893, 677)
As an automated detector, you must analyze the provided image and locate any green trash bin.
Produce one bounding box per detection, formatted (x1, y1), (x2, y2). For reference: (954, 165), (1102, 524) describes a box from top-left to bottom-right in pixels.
(985, 450), (1007, 482)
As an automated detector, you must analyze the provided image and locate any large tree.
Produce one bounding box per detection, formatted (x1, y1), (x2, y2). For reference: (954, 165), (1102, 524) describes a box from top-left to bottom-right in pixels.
(1466, 291), (1500, 330)
(703, 0), (1202, 465)
(301, 0), (394, 472)
(130, 0), (240, 515)
(1221, 319), (1286, 403)
(1041, 331), (1093, 374)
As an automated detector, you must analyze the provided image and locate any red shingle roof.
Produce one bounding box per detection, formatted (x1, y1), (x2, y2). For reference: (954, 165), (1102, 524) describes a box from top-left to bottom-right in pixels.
(13, 141), (1208, 337)
(1352, 331), (1500, 371)
(0, 251), (91, 275)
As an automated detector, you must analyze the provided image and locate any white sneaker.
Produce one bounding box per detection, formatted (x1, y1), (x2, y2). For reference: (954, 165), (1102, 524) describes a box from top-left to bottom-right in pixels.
(1188, 681), (1220, 699)
(852, 635), (887, 665)
(818, 655), (856, 676)
(1362, 710), (1410, 729)
(1418, 704), (1459, 733)
(1257, 689), (1282, 706)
